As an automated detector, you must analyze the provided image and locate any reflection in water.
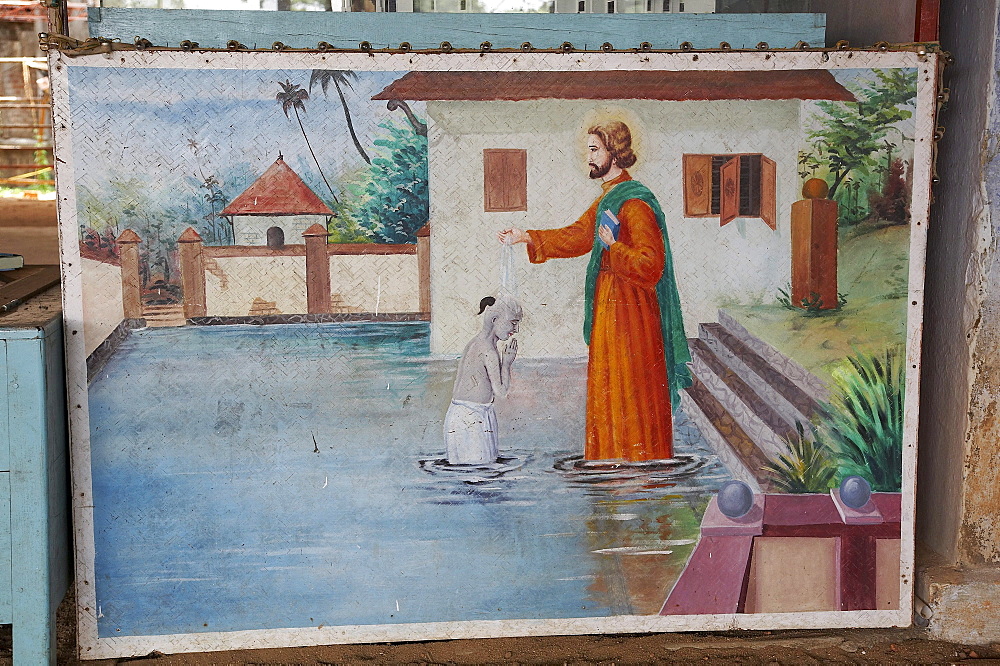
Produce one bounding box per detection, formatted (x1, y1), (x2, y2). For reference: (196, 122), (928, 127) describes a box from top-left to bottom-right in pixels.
(583, 493), (706, 615)
(417, 454), (531, 504)
(416, 403), (729, 617)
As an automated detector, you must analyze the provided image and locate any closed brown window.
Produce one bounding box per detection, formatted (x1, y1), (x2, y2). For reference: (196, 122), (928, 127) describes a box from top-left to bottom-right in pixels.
(483, 149), (528, 212)
(683, 153), (777, 230)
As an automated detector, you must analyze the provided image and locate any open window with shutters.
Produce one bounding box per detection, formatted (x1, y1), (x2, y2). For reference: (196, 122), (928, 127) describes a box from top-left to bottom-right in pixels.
(483, 149), (528, 212)
(683, 153), (776, 229)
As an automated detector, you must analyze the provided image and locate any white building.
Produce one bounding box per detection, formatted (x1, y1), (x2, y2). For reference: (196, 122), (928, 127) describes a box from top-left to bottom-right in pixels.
(373, 69), (853, 358)
(220, 156), (333, 247)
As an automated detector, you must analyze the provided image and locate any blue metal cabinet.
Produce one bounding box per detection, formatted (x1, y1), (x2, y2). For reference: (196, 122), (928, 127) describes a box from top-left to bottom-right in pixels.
(0, 287), (71, 666)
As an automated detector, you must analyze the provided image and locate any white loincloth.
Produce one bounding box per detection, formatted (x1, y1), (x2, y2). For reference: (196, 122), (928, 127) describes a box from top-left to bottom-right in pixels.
(444, 399), (499, 465)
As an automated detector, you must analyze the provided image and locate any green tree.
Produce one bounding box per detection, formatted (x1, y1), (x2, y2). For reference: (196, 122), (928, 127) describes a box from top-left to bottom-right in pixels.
(309, 70), (372, 165)
(807, 69), (917, 200)
(275, 79), (339, 203)
(187, 139), (232, 244)
(353, 120), (428, 244)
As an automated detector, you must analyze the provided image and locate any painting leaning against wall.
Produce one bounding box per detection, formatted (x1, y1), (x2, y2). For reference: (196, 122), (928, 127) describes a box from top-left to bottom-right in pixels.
(49, 49), (937, 659)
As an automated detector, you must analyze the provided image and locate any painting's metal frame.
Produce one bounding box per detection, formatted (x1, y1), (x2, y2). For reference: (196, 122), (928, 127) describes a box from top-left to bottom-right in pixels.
(49, 46), (939, 659)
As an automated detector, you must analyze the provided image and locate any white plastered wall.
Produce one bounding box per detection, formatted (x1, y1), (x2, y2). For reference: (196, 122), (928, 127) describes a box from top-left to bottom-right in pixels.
(205, 255), (307, 315)
(427, 98), (800, 357)
(232, 214), (328, 245)
(81, 257), (124, 356)
(329, 254), (420, 312)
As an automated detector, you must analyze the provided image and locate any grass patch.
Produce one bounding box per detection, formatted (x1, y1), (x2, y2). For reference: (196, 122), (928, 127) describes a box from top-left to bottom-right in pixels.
(723, 221), (910, 383)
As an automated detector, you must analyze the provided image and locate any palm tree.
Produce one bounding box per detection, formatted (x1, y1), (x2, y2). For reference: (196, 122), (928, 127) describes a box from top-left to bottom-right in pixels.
(309, 70), (372, 165)
(275, 79), (339, 203)
(386, 99), (428, 137)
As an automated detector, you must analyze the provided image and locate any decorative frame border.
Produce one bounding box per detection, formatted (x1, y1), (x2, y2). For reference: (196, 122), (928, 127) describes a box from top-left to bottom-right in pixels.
(49, 48), (939, 660)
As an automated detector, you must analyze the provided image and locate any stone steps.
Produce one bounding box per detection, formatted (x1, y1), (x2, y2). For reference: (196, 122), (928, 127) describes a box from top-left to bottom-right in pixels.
(684, 310), (829, 489)
(681, 380), (771, 493)
(142, 304), (186, 328)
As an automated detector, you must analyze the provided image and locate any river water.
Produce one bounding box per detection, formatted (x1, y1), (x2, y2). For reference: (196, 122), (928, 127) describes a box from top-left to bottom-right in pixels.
(86, 322), (730, 637)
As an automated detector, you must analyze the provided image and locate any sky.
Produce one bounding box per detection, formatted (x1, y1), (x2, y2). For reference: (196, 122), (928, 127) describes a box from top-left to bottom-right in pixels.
(68, 67), (420, 212)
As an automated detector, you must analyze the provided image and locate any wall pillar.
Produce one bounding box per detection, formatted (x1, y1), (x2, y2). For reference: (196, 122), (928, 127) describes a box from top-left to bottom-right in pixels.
(115, 229), (142, 320)
(178, 227), (207, 318)
(303, 223), (331, 314)
(416, 223), (430, 318)
(790, 178), (839, 311)
(839, 535), (877, 611)
(913, 0), (1000, 644)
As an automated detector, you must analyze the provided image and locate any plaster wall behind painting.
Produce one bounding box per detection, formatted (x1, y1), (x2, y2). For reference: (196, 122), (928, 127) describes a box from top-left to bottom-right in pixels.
(428, 98), (800, 357)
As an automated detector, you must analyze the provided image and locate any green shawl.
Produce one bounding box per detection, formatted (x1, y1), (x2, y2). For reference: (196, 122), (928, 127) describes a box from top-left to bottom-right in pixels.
(583, 179), (693, 411)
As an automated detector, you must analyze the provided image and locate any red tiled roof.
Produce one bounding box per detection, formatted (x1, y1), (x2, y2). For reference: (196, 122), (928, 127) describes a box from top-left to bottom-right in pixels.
(221, 157), (333, 217)
(373, 70), (855, 102)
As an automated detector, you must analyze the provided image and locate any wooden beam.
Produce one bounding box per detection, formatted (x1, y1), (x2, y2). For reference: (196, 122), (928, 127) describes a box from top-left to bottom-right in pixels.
(0, 266), (60, 314)
(86, 7), (825, 50)
(914, 0), (940, 42)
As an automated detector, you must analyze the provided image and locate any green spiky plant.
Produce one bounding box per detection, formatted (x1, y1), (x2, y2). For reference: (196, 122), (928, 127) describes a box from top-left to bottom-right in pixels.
(817, 347), (904, 492)
(776, 285), (848, 316)
(763, 422), (839, 493)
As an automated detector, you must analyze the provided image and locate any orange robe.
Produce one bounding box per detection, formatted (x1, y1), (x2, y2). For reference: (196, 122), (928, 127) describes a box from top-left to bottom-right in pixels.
(526, 172), (673, 461)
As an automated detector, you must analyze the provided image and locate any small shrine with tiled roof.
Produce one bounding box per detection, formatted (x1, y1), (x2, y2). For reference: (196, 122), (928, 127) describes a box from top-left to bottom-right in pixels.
(220, 155), (333, 246)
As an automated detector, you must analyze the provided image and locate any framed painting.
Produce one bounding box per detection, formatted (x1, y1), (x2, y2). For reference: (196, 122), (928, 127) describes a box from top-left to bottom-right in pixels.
(50, 46), (938, 658)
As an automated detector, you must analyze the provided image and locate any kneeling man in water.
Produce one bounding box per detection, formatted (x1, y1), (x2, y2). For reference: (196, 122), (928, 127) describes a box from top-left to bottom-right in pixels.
(445, 295), (521, 465)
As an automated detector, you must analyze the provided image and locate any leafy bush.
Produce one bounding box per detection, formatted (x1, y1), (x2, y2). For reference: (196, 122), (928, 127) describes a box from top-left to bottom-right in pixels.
(326, 199), (373, 243)
(763, 422), (838, 493)
(353, 120), (428, 244)
(816, 347), (904, 492)
(869, 158), (910, 225)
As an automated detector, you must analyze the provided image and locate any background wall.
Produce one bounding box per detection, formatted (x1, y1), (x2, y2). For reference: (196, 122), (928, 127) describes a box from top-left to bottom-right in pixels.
(200, 252), (420, 315)
(427, 98), (800, 357)
(916, 1), (996, 566)
(80, 257), (124, 356)
(328, 254), (419, 313)
(205, 255), (308, 315)
(717, 0), (918, 46)
(963, 1), (1000, 565)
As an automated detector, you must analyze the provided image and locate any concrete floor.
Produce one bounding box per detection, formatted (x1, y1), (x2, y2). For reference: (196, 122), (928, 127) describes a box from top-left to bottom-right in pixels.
(0, 589), (995, 665)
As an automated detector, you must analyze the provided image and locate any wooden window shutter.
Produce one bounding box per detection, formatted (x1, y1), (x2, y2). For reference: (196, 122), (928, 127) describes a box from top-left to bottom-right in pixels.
(483, 149), (527, 212)
(720, 157), (740, 226)
(683, 154), (712, 216)
(760, 155), (777, 230)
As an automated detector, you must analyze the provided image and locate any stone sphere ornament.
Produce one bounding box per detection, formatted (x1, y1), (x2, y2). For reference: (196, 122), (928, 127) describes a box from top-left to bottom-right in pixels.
(717, 480), (755, 518)
(840, 475), (873, 509)
(802, 177), (830, 200)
